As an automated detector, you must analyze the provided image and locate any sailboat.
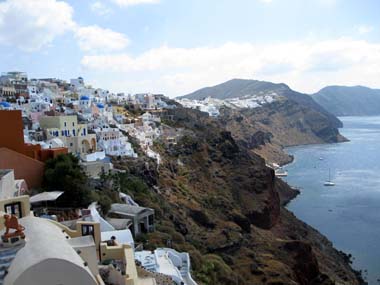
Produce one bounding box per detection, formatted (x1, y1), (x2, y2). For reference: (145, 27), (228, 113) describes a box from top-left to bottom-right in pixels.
(324, 169), (335, 186)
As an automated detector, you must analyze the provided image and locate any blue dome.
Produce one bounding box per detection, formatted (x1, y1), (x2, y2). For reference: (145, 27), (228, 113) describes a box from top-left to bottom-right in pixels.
(96, 103), (104, 108)
(0, 102), (11, 107)
(80, 95), (90, 100)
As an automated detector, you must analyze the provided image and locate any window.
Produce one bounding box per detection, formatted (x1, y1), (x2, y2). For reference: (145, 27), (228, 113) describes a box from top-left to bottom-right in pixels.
(72, 122), (75, 127)
(64, 122), (67, 127)
(81, 224), (95, 238)
(4, 202), (22, 218)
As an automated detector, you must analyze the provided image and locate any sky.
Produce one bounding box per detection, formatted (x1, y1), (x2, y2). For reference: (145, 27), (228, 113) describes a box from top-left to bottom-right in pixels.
(0, 0), (379, 97)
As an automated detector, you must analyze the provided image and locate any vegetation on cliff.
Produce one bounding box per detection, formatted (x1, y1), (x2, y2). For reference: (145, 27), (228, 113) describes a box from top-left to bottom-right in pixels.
(111, 107), (364, 285)
(42, 154), (119, 212)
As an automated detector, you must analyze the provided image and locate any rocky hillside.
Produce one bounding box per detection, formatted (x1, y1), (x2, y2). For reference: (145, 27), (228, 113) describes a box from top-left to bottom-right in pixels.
(312, 85), (380, 116)
(219, 99), (347, 165)
(182, 79), (342, 128)
(113, 107), (364, 285)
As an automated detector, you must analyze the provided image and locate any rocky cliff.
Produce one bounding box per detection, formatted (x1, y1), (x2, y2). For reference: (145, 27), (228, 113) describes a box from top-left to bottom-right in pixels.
(180, 79), (348, 164)
(219, 99), (347, 165)
(113, 107), (364, 285)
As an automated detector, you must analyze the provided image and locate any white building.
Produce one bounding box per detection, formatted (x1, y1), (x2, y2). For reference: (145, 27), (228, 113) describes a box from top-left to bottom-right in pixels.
(0, 169), (28, 199)
(135, 248), (198, 285)
(27, 84), (38, 97)
(70, 77), (84, 90)
(79, 95), (91, 111)
(95, 127), (137, 157)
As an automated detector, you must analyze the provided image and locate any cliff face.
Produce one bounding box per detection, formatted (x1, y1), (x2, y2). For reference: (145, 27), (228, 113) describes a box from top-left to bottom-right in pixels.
(219, 99), (347, 165)
(114, 107), (364, 285)
(180, 78), (347, 164)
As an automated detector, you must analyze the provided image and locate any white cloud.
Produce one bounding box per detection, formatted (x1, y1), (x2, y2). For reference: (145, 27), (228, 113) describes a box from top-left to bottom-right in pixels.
(110, 0), (160, 7)
(356, 25), (374, 35)
(81, 38), (380, 97)
(75, 25), (129, 52)
(0, 0), (75, 51)
(90, 1), (112, 16)
(0, 0), (131, 53)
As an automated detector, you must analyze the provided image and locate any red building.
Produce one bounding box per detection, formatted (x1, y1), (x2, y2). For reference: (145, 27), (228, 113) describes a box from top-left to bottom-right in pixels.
(0, 110), (68, 188)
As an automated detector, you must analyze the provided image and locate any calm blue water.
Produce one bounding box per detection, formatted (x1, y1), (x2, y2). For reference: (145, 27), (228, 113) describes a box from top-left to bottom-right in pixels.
(283, 116), (380, 285)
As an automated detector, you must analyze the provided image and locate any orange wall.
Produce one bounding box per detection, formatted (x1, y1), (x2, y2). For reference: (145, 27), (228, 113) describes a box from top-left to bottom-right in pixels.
(0, 110), (68, 162)
(0, 110), (42, 160)
(40, 147), (68, 162)
(0, 111), (69, 188)
(0, 110), (26, 153)
(0, 148), (44, 189)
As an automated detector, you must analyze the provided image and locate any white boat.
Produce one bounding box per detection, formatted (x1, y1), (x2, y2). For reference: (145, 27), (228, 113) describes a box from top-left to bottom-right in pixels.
(275, 170), (288, 177)
(324, 169), (335, 186)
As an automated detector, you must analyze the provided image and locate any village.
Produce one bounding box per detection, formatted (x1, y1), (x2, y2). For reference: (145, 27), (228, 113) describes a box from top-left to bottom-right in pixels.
(0, 71), (196, 285)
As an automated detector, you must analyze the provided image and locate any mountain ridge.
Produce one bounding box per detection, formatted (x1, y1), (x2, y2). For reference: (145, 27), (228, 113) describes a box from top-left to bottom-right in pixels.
(312, 85), (380, 116)
(181, 78), (343, 128)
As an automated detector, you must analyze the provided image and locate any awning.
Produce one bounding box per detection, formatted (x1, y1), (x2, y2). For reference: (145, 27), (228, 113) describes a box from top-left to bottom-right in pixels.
(30, 191), (64, 204)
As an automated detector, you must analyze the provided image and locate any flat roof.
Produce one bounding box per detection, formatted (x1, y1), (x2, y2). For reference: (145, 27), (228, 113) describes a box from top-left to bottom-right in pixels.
(67, 236), (95, 248)
(30, 191), (63, 203)
(101, 229), (134, 247)
(110, 204), (154, 216)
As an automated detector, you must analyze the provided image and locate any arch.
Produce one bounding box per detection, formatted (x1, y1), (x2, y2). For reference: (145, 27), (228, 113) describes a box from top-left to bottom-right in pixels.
(91, 138), (96, 151)
(81, 139), (91, 154)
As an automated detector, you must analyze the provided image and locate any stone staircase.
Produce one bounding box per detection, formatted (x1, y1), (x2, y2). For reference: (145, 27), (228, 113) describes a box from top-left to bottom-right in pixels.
(180, 259), (188, 277)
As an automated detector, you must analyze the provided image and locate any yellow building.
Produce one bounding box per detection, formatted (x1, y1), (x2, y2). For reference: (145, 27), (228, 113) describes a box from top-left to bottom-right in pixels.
(39, 115), (97, 155)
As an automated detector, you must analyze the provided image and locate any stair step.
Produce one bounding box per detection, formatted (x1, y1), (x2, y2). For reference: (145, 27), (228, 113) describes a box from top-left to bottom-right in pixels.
(0, 253), (16, 259)
(0, 262), (11, 269)
(0, 251), (18, 258)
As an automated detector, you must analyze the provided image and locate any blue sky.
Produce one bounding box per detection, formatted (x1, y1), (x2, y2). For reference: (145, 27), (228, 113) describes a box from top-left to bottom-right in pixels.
(0, 0), (379, 97)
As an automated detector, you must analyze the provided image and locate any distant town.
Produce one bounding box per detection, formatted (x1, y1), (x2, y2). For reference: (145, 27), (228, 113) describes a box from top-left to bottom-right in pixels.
(0, 71), (198, 285)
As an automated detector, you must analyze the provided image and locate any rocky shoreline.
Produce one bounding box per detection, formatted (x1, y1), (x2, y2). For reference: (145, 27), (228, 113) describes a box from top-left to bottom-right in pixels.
(277, 143), (368, 285)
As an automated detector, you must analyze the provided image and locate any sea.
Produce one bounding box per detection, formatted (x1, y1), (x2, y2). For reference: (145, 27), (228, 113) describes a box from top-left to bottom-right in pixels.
(283, 116), (380, 285)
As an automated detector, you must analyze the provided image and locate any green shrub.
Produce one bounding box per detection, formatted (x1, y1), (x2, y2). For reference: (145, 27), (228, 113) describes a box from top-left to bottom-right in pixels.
(43, 154), (92, 207)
